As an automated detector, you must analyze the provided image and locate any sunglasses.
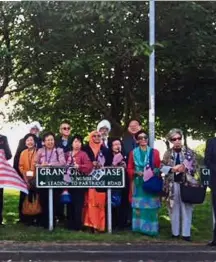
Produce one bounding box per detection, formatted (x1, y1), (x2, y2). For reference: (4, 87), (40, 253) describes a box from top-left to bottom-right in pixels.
(62, 127), (70, 131)
(171, 137), (182, 142)
(137, 135), (148, 140)
(93, 135), (101, 138)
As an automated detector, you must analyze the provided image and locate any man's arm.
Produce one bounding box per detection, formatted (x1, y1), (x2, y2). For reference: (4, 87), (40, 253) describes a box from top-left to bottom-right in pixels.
(13, 139), (25, 172)
(204, 139), (216, 173)
(4, 136), (12, 160)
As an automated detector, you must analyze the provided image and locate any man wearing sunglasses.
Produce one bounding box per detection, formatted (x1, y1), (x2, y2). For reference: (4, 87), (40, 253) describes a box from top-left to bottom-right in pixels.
(56, 121), (73, 223)
(57, 121), (73, 157)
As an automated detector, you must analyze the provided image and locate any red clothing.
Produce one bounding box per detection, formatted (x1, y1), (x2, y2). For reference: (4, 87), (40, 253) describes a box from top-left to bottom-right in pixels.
(66, 150), (93, 174)
(127, 148), (161, 202)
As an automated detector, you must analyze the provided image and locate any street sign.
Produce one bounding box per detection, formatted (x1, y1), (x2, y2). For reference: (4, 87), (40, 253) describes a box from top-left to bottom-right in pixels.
(200, 166), (210, 187)
(36, 166), (125, 188)
(36, 165), (125, 233)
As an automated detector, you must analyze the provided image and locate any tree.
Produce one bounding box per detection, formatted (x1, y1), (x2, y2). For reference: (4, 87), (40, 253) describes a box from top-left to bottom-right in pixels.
(2, 1), (216, 139)
(6, 1), (151, 136)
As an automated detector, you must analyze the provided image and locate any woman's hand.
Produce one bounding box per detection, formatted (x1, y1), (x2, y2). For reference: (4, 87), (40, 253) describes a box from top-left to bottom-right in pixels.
(120, 161), (126, 168)
(94, 162), (102, 169)
(41, 162), (48, 166)
(92, 161), (97, 167)
(177, 164), (186, 173)
(135, 171), (143, 177)
(74, 163), (79, 169)
(172, 164), (186, 173)
(172, 165), (181, 173)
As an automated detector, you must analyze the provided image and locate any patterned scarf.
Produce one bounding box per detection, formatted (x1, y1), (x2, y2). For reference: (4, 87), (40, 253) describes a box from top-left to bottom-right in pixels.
(162, 146), (197, 208)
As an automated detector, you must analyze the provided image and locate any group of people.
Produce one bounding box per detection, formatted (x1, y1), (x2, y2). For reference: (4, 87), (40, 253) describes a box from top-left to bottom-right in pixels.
(0, 118), (216, 246)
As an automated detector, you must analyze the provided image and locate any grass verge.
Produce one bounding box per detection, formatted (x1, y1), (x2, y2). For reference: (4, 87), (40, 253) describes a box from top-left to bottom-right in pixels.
(0, 189), (213, 243)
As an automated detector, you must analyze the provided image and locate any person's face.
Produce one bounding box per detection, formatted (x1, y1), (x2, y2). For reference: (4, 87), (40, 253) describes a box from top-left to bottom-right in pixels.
(128, 120), (141, 135)
(99, 127), (109, 138)
(137, 132), (148, 147)
(30, 127), (39, 136)
(170, 134), (182, 148)
(44, 135), (55, 149)
(25, 136), (35, 149)
(72, 138), (82, 151)
(92, 132), (102, 144)
(112, 140), (122, 153)
(60, 123), (71, 137)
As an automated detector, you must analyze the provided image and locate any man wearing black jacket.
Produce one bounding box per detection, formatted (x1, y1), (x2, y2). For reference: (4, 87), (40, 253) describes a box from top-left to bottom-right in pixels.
(0, 134), (12, 225)
(205, 137), (216, 246)
(56, 121), (73, 155)
(56, 121), (73, 222)
(13, 121), (42, 223)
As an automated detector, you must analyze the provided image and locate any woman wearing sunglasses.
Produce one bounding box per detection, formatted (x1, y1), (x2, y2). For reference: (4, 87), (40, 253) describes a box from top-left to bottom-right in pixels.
(127, 130), (161, 236)
(161, 128), (197, 241)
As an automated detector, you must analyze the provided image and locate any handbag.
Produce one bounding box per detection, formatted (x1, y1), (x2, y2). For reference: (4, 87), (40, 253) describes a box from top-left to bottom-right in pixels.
(142, 175), (163, 194)
(142, 149), (163, 194)
(180, 183), (206, 204)
(180, 175), (206, 204)
(22, 193), (42, 215)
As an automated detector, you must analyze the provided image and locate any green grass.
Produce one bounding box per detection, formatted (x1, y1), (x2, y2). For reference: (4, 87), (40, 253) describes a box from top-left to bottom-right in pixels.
(0, 189), (213, 243)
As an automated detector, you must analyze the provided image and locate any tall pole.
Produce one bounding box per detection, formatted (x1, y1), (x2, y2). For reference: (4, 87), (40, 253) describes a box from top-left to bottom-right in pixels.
(149, 0), (155, 148)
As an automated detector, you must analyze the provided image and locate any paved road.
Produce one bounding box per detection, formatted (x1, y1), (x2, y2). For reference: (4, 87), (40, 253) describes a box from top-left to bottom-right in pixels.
(1, 243), (216, 261)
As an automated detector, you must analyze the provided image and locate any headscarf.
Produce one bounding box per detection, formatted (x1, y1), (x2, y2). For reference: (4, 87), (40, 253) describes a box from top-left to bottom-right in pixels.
(166, 128), (183, 142)
(89, 130), (102, 158)
(29, 121), (43, 132)
(97, 119), (111, 132)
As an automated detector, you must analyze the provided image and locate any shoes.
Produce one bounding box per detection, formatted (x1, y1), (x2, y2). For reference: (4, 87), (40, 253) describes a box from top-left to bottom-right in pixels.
(172, 235), (180, 239)
(182, 236), (191, 242)
(207, 240), (216, 246)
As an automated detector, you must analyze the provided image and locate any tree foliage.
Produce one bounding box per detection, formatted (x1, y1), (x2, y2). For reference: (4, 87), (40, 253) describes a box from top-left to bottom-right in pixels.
(1, 1), (216, 138)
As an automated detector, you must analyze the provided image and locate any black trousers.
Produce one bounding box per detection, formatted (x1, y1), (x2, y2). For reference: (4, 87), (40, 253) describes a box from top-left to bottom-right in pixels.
(211, 185), (216, 240)
(55, 189), (65, 221)
(115, 174), (131, 230)
(38, 189), (61, 229)
(0, 189), (3, 224)
(19, 191), (26, 222)
(67, 189), (86, 231)
(111, 187), (130, 230)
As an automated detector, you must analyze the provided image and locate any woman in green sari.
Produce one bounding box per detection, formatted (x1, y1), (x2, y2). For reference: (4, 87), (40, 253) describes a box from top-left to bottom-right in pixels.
(127, 130), (161, 236)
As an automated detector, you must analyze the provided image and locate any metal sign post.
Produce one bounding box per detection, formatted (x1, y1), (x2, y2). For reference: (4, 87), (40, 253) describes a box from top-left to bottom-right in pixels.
(107, 188), (112, 233)
(49, 188), (53, 231)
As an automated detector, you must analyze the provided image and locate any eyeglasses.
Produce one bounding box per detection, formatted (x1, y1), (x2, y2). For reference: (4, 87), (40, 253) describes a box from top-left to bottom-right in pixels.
(62, 127), (70, 131)
(93, 135), (101, 138)
(137, 135), (148, 140)
(171, 137), (182, 142)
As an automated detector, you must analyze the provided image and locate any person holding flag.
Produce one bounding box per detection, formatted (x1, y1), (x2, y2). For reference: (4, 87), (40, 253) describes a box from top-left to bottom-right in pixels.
(0, 134), (28, 225)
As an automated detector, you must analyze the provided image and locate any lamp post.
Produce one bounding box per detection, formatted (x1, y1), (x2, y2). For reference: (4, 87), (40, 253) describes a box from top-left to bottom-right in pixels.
(149, 0), (155, 147)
